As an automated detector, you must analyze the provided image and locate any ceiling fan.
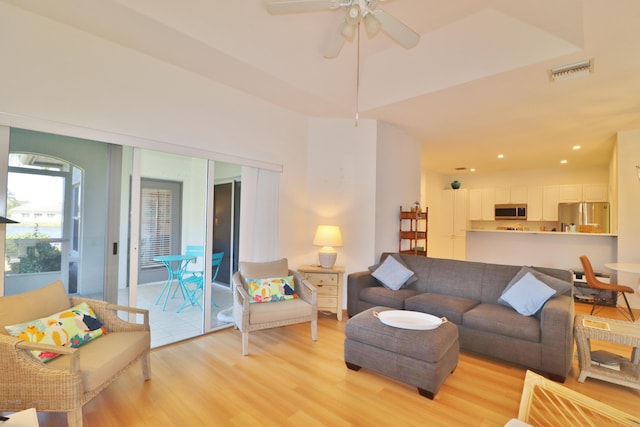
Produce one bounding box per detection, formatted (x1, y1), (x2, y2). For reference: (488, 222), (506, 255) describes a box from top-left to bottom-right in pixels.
(266, 0), (420, 58)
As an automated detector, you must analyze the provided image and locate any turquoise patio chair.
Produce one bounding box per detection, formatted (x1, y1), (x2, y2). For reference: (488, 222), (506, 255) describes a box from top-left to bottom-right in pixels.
(178, 247), (224, 312)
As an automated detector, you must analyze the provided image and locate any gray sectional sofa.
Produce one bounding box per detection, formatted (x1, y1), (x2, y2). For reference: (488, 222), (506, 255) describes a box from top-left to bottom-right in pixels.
(347, 253), (575, 381)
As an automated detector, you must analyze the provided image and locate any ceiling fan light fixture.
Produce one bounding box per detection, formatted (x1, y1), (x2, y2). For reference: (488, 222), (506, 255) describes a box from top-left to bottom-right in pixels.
(363, 13), (381, 37)
(341, 21), (357, 41)
(346, 4), (361, 24)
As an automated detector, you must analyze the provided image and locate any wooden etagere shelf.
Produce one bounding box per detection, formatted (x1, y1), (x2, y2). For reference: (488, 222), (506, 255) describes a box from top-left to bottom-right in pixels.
(399, 206), (428, 256)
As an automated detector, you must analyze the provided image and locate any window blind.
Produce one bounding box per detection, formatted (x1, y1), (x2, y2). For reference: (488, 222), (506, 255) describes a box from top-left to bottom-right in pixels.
(140, 188), (172, 269)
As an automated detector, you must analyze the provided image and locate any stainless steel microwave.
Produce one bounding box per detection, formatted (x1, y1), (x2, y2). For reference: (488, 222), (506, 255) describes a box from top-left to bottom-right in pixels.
(494, 204), (527, 220)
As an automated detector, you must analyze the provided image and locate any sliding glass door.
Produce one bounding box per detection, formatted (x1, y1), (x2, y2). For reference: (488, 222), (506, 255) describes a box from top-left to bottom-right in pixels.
(3, 129), (238, 348)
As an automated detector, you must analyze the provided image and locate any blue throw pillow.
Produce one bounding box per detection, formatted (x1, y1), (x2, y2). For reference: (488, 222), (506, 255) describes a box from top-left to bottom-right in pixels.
(371, 255), (414, 291)
(498, 272), (555, 316)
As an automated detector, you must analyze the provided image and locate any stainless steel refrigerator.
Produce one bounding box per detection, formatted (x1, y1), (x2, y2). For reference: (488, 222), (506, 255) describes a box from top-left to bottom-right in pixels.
(558, 202), (610, 233)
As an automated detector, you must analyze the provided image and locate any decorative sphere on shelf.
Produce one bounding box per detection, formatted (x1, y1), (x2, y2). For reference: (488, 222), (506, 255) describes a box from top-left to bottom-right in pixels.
(451, 180), (461, 189)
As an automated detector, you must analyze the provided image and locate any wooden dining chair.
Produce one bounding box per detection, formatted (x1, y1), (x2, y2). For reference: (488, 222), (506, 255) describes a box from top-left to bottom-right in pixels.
(579, 255), (635, 321)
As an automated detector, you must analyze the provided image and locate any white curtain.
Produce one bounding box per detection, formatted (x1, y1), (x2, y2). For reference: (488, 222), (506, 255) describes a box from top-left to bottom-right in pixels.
(239, 166), (279, 262)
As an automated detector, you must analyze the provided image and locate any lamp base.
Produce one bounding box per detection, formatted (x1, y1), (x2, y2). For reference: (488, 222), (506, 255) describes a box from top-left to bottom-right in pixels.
(318, 248), (337, 269)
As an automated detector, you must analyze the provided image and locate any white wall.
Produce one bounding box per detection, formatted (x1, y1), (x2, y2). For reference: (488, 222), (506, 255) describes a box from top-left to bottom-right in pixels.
(615, 131), (640, 308)
(375, 122), (422, 258)
(0, 3), (309, 266)
(302, 118), (378, 273)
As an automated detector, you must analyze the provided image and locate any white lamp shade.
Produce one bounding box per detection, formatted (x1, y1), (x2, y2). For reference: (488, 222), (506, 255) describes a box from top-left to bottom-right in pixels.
(313, 225), (343, 247)
(313, 225), (343, 268)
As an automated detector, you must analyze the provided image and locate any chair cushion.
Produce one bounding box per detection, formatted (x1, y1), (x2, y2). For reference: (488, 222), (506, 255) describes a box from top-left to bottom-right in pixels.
(0, 280), (71, 333)
(47, 331), (149, 392)
(246, 276), (298, 303)
(5, 301), (106, 362)
(239, 258), (289, 280)
(249, 298), (312, 324)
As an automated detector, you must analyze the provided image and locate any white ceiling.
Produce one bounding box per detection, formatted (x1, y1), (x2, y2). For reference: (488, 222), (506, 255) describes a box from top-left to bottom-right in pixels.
(5, 0), (640, 174)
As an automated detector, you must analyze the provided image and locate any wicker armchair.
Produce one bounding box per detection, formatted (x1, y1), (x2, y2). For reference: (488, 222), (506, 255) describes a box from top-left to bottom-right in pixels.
(516, 370), (640, 426)
(0, 281), (150, 427)
(232, 258), (317, 355)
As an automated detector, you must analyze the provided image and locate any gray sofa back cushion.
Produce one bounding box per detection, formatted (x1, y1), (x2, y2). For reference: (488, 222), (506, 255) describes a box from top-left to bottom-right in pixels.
(396, 253), (571, 304)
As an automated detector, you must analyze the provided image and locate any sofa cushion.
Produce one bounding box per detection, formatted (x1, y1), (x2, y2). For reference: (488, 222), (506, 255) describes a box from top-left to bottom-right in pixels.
(359, 287), (419, 310)
(371, 255), (415, 291)
(463, 303), (541, 343)
(508, 266), (573, 296)
(369, 253), (418, 286)
(0, 280), (70, 334)
(499, 271), (555, 316)
(404, 293), (479, 325)
(419, 258), (484, 301)
(47, 331), (149, 392)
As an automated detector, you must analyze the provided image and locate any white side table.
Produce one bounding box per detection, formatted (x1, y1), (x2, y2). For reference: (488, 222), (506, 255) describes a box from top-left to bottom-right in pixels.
(574, 314), (640, 390)
(298, 265), (345, 320)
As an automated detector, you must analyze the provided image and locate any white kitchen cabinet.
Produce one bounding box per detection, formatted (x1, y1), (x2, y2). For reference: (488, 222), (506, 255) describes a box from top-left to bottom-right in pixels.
(469, 188), (494, 220)
(527, 186), (543, 221)
(510, 186), (528, 203)
(440, 189), (468, 260)
(582, 183), (608, 202)
(494, 188), (509, 204)
(542, 185), (559, 220)
(494, 186), (527, 204)
(558, 184), (582, 203)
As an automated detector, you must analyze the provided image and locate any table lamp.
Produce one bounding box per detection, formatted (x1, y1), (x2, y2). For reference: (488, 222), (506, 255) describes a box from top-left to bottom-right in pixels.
(313, 225), (343, 268)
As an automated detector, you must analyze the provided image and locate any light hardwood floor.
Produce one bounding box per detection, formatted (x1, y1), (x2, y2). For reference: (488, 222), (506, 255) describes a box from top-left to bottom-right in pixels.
(24, 304), (640, 426)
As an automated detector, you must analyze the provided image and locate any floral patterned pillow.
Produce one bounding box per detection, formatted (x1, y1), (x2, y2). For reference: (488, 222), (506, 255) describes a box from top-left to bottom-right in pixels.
(5, 301), (107, 362)
(245, 276), (298, 304)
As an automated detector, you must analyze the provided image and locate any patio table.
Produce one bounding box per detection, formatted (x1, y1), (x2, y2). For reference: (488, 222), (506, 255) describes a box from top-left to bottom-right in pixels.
(153, 254), (196, 311)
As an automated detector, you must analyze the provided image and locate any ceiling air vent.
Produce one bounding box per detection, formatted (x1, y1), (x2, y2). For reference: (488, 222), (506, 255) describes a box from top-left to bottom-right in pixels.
(548, 59), (594, 82)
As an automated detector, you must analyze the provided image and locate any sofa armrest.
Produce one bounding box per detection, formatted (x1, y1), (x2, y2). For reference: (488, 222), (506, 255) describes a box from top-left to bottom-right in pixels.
(347, 271), (379, 317)
(539, 295), (575, 379)
(70, 297), (149, 333)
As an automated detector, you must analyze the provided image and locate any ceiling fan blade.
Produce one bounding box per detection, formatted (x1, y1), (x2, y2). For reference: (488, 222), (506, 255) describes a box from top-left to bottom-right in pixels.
(267, 0), (338, 14)
(374, 9), (420, 49)
(323, 21), (347, 58)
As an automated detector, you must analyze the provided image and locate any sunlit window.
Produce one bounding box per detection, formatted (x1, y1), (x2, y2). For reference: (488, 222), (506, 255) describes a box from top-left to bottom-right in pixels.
(5, 154), (75, 275)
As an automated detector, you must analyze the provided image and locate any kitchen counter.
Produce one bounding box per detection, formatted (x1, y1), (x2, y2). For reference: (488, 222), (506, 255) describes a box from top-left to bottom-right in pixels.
(465, 229), (617, 272)
(467, 229), (617, 237)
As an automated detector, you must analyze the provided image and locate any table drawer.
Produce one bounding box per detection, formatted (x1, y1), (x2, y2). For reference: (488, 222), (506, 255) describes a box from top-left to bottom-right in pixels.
(303, 272), (338, 287)
(318, 296), (338, 309)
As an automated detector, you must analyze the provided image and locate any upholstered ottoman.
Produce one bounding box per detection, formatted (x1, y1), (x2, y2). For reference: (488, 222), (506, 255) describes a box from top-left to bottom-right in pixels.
(344, 306), (459, 399)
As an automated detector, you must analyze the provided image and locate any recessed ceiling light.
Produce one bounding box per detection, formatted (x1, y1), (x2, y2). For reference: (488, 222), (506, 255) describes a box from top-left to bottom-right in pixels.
(572, 145), (581, 150)
(560, 160), (568, 164)
(497, 154), (504, 159)
(470, 168), (476, 172)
